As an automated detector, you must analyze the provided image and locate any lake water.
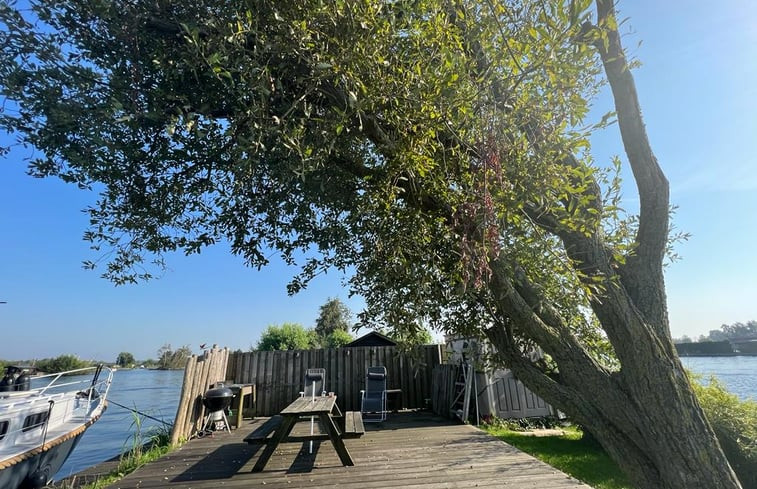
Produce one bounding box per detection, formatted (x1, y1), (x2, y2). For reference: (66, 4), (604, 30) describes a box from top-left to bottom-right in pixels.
(54, 357), (756, 480)
(55, 368), (184, 481)
(680, 356), (757, 401)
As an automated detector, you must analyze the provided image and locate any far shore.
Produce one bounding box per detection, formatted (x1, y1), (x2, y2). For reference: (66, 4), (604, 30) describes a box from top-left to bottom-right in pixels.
(677, 353), (757, 357)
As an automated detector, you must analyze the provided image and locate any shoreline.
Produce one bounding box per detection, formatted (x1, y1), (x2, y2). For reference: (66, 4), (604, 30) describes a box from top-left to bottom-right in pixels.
(677, 353), (757, 357)
(52, 440), (164, 488)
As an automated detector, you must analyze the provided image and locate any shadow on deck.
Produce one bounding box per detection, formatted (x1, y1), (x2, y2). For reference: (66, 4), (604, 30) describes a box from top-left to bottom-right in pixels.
(87, 411), (590, 488)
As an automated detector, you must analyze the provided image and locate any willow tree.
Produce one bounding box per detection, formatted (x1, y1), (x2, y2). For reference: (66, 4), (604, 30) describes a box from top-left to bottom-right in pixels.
(0, 0), (742, 487)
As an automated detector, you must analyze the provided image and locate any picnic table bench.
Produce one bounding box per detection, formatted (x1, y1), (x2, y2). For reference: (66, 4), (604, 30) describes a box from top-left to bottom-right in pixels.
(342, 411), (365, 438)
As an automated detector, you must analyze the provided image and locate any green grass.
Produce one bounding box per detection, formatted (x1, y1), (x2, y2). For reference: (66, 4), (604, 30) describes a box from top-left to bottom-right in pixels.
(56, 443), (173, 489)
(56, 414), (176, 489)
(483, 425), (633, 489)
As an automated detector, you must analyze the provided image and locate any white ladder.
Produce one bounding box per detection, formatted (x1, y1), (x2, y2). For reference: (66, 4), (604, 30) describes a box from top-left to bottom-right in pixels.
(450, 361), (478, 423)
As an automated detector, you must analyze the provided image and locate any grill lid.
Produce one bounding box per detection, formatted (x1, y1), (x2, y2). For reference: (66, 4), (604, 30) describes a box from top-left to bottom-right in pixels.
(202, 386), (234, 412)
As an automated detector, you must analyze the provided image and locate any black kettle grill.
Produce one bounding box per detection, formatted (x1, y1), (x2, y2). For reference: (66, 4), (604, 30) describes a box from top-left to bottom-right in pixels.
(201, 386), (234, 434)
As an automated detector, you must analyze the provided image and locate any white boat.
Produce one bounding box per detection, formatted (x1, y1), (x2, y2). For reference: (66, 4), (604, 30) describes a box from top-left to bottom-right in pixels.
(0, 364), (113, 489)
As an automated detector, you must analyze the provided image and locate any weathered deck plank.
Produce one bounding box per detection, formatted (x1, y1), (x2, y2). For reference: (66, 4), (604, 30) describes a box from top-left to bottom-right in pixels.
(100, 412), (590, 489)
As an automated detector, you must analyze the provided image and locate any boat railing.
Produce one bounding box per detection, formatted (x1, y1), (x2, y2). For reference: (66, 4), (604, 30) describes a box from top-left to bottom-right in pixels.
(0, 366), (113, 448)
(0, 366), (113, 412)
(35, 365), (112, 397)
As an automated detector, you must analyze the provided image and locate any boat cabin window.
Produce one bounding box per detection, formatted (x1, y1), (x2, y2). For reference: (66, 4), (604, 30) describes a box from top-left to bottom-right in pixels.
(22, 412), (49, 432)
(0, 420), (8, 440)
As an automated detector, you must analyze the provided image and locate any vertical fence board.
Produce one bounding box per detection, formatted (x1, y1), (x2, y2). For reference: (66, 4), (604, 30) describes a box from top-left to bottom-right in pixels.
(263, 351), (274, 416)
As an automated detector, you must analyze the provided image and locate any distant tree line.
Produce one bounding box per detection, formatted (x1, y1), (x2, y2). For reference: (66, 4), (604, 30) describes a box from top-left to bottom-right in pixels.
(0, 343), (195, 374)
(115, 344), (193, 369)
(675, 321), (757, 344)
(35, 354), (92, 372)
(0, 354), (92, 374)
(255, 298), (434, 351)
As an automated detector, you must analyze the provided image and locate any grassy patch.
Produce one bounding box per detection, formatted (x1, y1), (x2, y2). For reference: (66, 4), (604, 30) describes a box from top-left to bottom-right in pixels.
(483, 425), (632, 489)
(59, 443), (173, 489)
(56, 415), (176, 489)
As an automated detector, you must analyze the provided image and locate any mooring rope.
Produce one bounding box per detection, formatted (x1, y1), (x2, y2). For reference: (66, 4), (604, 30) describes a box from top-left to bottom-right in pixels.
(108, 399), (172, 427)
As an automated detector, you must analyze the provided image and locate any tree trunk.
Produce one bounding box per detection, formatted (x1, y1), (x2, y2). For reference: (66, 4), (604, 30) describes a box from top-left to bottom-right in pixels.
(485, 288), (742, 489)
(478, 3), (743, 487)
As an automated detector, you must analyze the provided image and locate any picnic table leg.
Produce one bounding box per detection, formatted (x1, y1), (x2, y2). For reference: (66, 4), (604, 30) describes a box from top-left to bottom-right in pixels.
(319, 413), (354, 467)
(252, 415), (297, 472)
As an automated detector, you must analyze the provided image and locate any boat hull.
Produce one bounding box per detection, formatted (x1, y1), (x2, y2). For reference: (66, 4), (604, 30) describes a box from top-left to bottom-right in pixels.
(0, 365), (113, 489)
(0, 428), (85, 489)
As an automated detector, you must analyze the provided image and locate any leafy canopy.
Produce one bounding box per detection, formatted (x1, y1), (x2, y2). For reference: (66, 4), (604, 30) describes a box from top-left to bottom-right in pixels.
(256, 323), (316, 351)
(0, 0), (612, 345)
(156, 344), (192, 369)
(324, 329), (354, 348)
(690, 375), (757, 487)
(35, 354), (92, 373)
(314, 297), (353, 340)
(116, 351), (136, 367)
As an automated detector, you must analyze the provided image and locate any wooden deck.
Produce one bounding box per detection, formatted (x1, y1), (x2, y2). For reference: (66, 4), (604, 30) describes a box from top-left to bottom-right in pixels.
(76, 412), (592, 488)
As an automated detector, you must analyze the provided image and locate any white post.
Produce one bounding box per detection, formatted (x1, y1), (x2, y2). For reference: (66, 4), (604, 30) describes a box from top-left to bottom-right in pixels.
(309, 388), (315, 454)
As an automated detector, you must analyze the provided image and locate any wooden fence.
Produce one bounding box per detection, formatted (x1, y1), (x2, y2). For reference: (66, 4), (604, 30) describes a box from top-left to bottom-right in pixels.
(431, 364), (554, 420)
(170, 347), (229, 444)
(431, 363), (460, 418)
(225, 345), (443, 416)
(484, 368), (553, 418)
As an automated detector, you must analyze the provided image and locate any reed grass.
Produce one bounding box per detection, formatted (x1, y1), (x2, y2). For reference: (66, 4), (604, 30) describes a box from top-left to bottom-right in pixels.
(55, 411), (175, 489)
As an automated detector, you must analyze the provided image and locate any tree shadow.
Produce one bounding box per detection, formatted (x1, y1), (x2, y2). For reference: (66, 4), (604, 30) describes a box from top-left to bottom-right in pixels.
(285, 440), (323, 473)
(171, 442), (260, 482)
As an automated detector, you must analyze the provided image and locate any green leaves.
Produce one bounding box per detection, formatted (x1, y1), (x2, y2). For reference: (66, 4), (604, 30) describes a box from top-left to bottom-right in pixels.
(1, 0), (615, 353)
(314, 298), (353, 340)
(256, 323), (317, 351)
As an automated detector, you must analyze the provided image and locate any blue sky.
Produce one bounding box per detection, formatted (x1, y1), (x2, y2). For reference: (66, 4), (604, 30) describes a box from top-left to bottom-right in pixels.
(600, 0), (757, 342)
(1, 1), (755, 362)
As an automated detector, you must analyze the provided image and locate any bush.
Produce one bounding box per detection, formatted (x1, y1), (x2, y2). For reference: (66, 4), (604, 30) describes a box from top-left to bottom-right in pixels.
(482, 415), (561, 431)
(325, 329), (353, 348)
(691, 375), (757, 488)
(256, 323), (316, 351)
(35, 354), (92, 373)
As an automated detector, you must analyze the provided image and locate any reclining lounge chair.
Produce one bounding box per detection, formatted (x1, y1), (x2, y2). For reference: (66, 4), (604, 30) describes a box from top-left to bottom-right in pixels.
(300, 368), (326, 453)
(361, 366), (387, 423)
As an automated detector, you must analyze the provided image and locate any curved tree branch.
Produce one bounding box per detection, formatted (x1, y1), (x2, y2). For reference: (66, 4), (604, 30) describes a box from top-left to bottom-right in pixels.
(593, 0), (670, 330)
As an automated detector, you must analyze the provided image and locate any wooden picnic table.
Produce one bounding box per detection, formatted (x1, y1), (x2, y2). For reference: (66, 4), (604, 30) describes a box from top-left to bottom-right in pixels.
(251, 395), (354, 472)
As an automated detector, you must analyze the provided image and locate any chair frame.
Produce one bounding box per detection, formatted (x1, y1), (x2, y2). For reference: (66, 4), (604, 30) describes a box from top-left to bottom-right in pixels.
(360, 366), (387, 423)
(300, 368), (326, 398)
(299, 368), (326, 454)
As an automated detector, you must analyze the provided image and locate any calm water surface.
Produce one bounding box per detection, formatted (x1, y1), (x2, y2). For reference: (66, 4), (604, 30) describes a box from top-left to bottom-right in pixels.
(680, 356), (757, 401)
(56, 368), (184, 480)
